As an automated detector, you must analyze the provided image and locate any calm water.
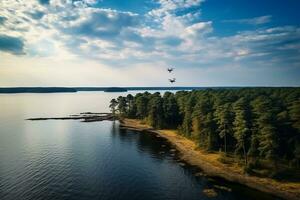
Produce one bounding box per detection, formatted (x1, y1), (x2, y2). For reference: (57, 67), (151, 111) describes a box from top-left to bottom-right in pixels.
(0, 92), (278, 200)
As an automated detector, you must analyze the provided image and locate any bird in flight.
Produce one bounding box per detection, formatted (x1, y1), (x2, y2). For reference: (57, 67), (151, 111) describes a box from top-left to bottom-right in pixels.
(167, 68), (174, 73)
(169, 78), (176, 83)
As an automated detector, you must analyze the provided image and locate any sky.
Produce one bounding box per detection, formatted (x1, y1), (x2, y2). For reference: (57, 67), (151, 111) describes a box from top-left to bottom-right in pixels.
(0, 0), (299, 87)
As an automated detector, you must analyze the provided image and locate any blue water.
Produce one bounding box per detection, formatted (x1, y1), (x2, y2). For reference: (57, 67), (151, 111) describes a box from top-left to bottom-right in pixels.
(0, 92), (278, 200)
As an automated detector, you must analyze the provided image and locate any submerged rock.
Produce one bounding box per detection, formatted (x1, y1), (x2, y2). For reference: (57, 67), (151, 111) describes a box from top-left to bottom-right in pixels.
(213, 185), (232, 192)
(194, 172), (206, 177)
(203, 188), (218, 198)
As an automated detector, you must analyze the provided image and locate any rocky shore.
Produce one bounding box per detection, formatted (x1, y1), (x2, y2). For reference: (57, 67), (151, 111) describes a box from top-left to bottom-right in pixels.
(120, 118), (300, 200)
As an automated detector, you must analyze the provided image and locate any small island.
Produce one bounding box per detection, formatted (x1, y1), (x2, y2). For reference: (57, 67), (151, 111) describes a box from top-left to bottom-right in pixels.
(104, 87), (128, 92)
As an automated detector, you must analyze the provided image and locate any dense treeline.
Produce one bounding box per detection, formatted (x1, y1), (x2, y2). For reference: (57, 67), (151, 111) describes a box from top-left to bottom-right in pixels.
(110, 88), (300, 176)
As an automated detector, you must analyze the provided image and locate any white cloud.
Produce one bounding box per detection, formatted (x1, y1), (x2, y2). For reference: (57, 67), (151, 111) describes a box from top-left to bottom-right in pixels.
(223, 15), (272, 25)
(0, 0), (299, 87)
(185, 21), (213, 37)
(149, 0), (203, 17)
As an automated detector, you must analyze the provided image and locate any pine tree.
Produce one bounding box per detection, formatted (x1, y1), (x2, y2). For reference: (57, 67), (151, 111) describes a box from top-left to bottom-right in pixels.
(126, 94), (135, 118)
(180, 95), (196, 137)
(163, 93), (180, 128)
(148, 95), (164, 129)
(289, 100), (300, 132)
(233, 97), (250, 165)
(117, 96), (128, 116)
(136, 95), (148, 119)
(215, 103), (234, 154)
(192, 97), (217, 150)
(109, 98), (118, 118)
(288, 100), (300, 166)
(251, 96), (279, 163)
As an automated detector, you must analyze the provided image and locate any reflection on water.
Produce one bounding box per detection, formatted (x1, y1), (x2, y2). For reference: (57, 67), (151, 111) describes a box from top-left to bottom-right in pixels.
(0, 92), (278, 200)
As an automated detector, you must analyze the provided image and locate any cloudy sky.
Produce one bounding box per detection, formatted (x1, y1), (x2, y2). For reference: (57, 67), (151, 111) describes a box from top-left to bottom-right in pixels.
(0, 0), (299, 87)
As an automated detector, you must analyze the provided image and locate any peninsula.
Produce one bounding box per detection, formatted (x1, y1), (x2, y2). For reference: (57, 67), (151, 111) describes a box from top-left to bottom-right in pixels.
(111, 88), (300, 200)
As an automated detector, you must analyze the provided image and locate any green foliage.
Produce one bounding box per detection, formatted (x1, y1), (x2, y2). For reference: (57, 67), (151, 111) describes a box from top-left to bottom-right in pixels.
(251, 96), (278, 162)
(111, 88), (300, 172)
(163, 92), (180, 128)
(136, 94), (149, 119)
(109, 98), (118, 116)
(233, 97), (250, 165)
(147, 94), (164, 129)
(126, 94), (136, 118)
(117, 96), (128, 116)
(289, 100), (300, 132)
(215, 102), (234, 153)
(191, 96), (217, 150)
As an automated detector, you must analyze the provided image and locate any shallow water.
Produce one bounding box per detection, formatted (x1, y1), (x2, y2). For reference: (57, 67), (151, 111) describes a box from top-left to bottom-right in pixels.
(0, 92), (279, 200)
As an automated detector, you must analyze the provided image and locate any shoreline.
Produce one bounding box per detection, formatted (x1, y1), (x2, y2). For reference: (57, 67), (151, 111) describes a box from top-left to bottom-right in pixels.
(26, 113), (113, 122)
(120, 118), (300, 200)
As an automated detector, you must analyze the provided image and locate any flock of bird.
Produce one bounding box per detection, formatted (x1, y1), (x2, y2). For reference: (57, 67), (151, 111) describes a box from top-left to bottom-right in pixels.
(167, 68), (176, 83)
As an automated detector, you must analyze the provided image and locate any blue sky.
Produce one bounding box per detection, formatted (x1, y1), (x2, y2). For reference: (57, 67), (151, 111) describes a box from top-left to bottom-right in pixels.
(0, 0), (299, 86)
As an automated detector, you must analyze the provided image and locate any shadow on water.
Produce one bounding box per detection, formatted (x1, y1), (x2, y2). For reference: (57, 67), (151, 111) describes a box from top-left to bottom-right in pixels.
(112, 121), (281, 200)
(0, 117), (281, 200)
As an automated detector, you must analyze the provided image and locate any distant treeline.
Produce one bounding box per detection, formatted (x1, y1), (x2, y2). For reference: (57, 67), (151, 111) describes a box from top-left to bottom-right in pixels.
(110, 88), (300, 176)
(0, 87), (205, 93)
(0, 87), (77, 93)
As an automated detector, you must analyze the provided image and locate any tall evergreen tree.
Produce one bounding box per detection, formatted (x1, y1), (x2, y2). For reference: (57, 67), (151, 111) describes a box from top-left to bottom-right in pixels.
(252, 96), (279, 164)
(289, 99), (300, 132)
(192, 97), (217, 150)
(117, 96), (128, 116)
(136, 95), (148, 119)
(163, 92), (180, 128)
(148, 95), (164, 129)
(233, 97), (250, 165)
(109, 98), (118, 117)
(180, 95), (196, 137)
(215, 103), (234, 153)
(126, 94), (135, 118)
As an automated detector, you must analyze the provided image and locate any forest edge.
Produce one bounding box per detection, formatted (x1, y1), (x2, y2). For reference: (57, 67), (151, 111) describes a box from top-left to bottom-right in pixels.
(119, 118), (300, 200)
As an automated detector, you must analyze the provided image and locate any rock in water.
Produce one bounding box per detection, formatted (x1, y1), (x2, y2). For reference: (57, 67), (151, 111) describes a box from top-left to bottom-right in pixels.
(203, 188), (218, 198)
(213, 185), (232, 192)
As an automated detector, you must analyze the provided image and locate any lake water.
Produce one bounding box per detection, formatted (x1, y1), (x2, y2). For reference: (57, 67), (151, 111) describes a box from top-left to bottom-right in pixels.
(0, 92), (278, 200)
